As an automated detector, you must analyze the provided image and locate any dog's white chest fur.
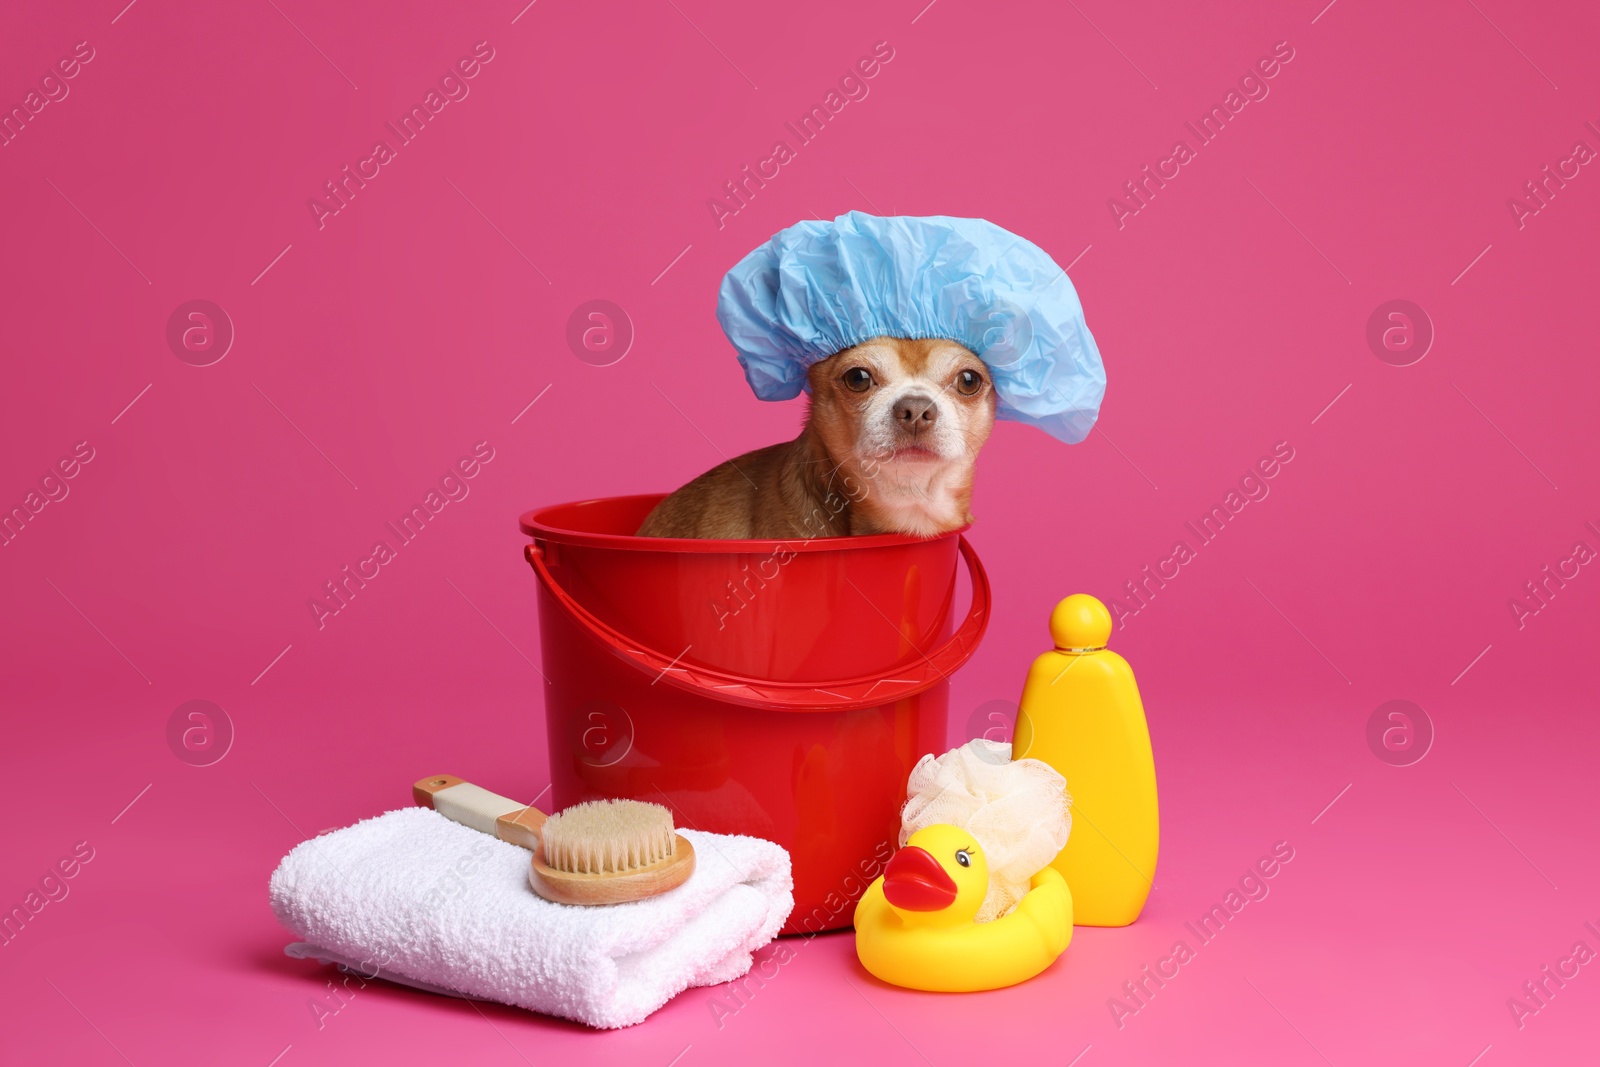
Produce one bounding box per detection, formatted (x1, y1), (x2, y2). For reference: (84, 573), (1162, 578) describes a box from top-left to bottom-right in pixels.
(867, 461), (971, 536)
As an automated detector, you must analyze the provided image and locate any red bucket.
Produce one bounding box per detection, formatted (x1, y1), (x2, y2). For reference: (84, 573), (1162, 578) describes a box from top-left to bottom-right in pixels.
(519, 494), (989, 934)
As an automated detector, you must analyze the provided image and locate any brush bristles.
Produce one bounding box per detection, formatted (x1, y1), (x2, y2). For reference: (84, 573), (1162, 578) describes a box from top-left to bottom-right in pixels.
(540, 799), (676, 875)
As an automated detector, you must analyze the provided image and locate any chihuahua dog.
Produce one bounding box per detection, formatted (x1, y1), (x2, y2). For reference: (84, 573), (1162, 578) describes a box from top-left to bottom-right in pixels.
(637, 337), (996, 539)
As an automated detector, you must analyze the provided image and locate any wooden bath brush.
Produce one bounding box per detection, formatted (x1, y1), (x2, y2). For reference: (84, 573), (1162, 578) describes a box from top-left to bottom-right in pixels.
(412, 775), (695, 904)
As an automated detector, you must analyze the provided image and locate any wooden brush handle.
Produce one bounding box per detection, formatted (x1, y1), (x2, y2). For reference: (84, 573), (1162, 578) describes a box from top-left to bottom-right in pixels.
(413, 774), (548, 851)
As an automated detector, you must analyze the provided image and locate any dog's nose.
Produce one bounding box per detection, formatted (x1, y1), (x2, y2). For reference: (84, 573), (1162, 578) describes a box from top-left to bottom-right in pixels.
(894, 394), (938, 430)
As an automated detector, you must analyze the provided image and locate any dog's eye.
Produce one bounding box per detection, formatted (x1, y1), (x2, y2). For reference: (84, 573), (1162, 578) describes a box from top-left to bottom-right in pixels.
(842, 368), (873, 392)
(956, 370), (984, 396)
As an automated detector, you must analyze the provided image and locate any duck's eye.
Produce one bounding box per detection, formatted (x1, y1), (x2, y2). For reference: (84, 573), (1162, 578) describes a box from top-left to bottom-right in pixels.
(955, 369), (984, 396)
(955, 848), (972, 868)
(842, 367), (873, 392)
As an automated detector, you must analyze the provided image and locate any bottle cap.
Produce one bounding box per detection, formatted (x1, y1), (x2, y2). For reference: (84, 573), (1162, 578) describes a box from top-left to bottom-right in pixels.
(1049, 594), (1112, 651)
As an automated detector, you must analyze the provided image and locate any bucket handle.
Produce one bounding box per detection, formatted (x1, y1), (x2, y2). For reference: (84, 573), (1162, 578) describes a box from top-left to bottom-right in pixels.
(524, 537), (990, 712)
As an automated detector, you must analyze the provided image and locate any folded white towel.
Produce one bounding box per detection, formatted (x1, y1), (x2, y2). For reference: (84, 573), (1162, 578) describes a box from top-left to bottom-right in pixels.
(269, 807), (793, 1029)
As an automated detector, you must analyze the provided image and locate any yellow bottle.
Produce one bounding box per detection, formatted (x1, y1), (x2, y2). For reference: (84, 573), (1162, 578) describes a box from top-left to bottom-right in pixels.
(1012, 594), (1158, 926)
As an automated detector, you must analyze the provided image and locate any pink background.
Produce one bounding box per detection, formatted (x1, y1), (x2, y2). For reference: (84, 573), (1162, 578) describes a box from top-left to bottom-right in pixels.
(3, 0), (1597, 1063)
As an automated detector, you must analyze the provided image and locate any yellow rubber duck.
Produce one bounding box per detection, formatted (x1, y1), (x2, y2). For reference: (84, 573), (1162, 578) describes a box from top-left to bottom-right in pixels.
(853, 824), (1073, 992)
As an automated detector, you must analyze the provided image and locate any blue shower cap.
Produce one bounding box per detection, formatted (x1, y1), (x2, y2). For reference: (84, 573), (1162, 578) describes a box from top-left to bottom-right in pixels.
(716, 211), (1105, 443)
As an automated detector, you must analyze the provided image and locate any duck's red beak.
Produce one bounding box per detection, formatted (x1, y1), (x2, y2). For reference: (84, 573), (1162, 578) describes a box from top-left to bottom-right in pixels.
(882, 846), (958, 911)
